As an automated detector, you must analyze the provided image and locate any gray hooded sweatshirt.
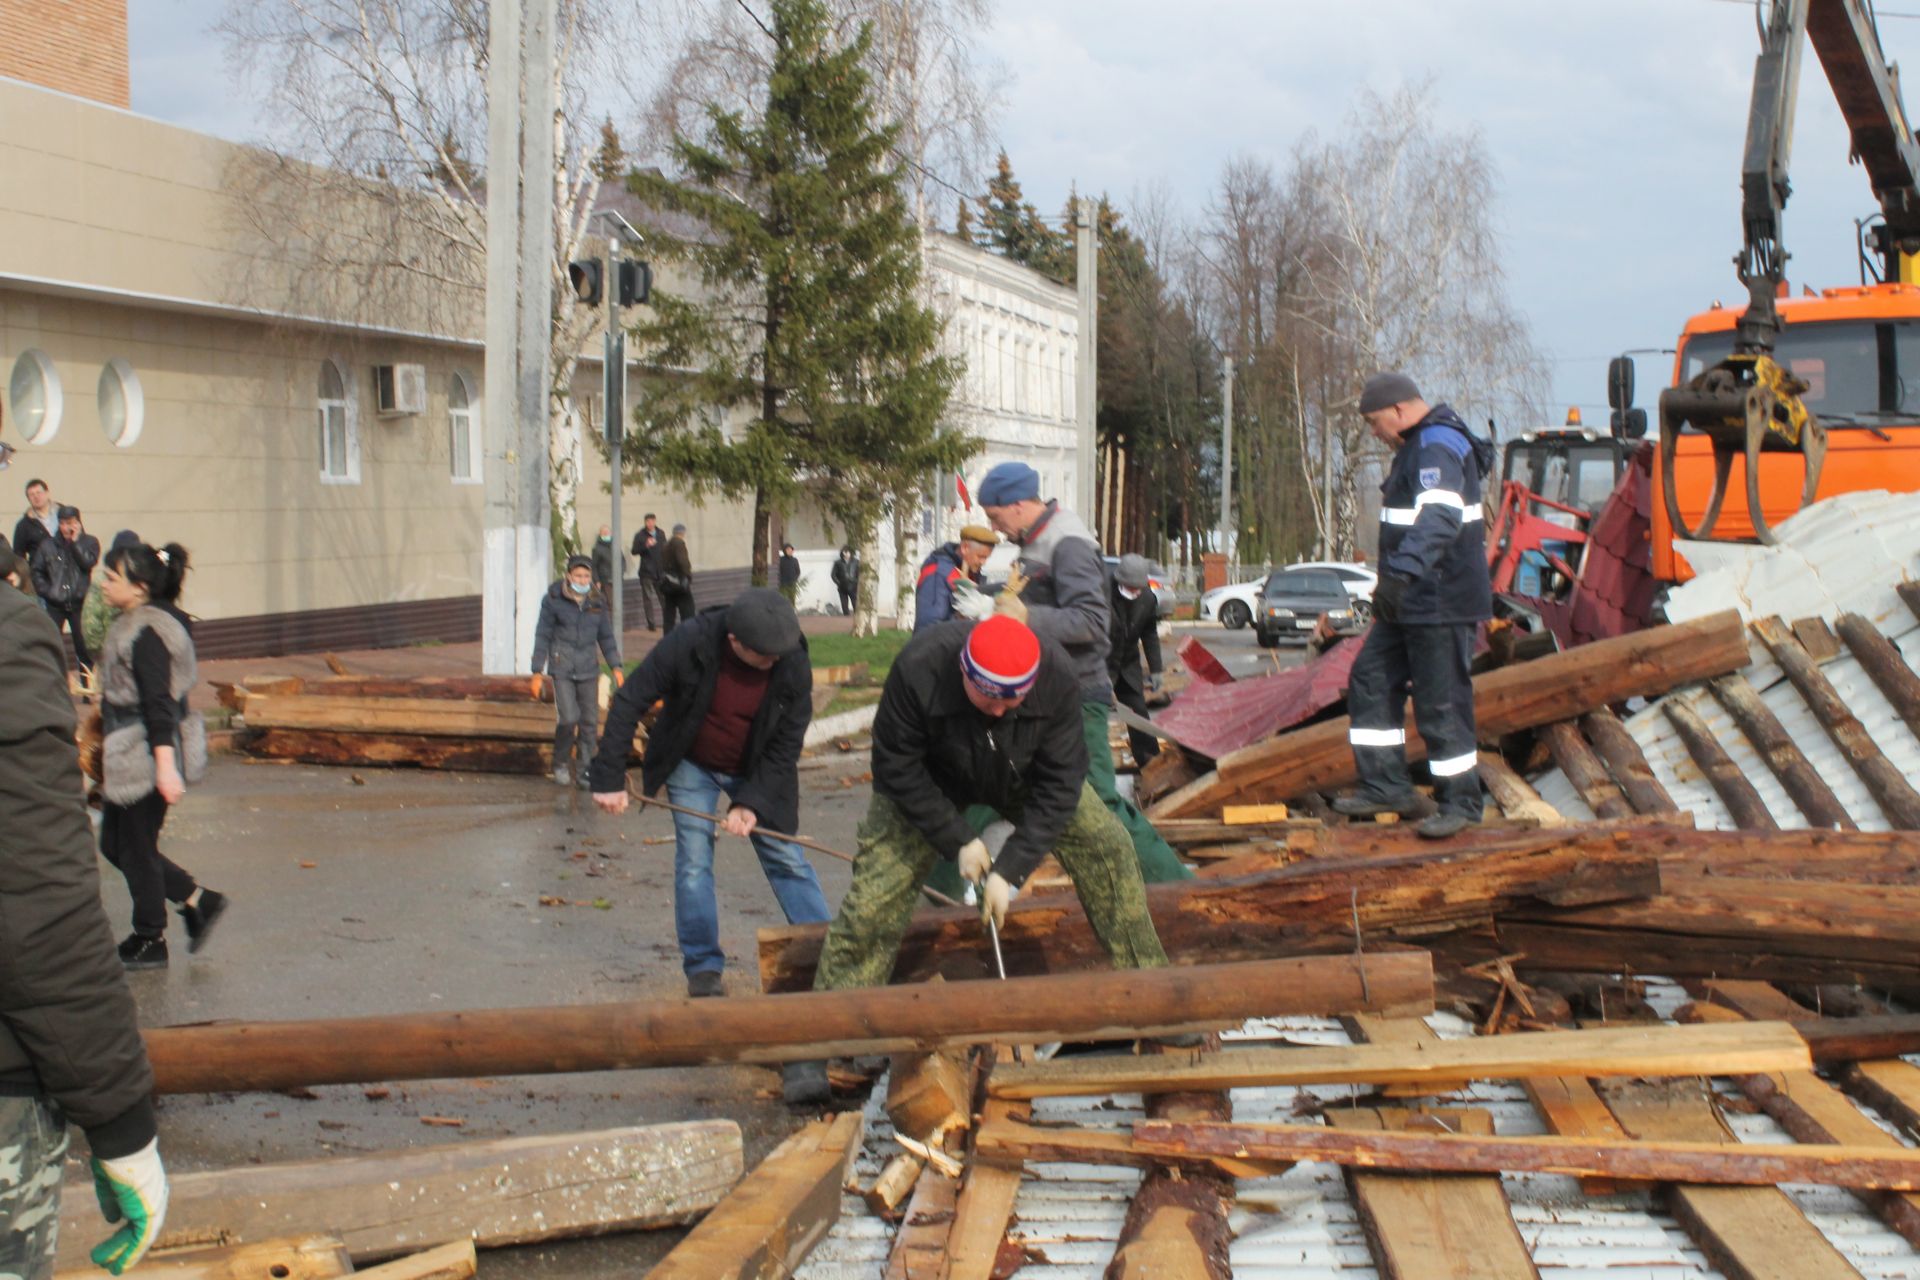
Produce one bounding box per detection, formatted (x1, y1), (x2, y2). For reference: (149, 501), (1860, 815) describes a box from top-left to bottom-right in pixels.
(1012, 500), (1112, 704)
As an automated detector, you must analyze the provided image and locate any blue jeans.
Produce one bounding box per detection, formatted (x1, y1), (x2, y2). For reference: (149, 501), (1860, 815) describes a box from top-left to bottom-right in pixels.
(665, 758), (831, 977)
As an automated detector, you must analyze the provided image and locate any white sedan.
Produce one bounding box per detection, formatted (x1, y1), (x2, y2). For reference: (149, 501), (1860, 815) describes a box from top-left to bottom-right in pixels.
(1199, 562), (1378, 629)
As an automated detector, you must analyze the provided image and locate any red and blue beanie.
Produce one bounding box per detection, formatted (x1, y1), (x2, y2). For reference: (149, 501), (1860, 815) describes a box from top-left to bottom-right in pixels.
(961, 615), (1042, 699)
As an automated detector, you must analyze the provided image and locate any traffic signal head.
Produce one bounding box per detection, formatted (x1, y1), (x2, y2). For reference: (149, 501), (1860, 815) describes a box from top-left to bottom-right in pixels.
(617, 260), (652, 307)
(568, 259), (603, 306)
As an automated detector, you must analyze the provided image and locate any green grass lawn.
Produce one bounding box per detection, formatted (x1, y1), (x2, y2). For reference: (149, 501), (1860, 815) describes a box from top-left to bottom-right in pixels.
(807, 628), (913, 682)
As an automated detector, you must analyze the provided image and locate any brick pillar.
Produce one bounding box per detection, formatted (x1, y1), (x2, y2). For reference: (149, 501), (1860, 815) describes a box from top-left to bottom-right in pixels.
(1201, 552), (1227, 594)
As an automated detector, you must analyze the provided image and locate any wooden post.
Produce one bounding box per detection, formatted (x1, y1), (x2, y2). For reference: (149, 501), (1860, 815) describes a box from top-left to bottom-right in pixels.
(1707, 674), (1856, 830)
(1104, 1040), (1233, 1280)
(1835, 611), (1920, 741)
(1580, 709), (1678, 814)
(1540, 720), (1636, 820)
(1661, 696), (1779, 830)
(1475, 752), (1563, 825)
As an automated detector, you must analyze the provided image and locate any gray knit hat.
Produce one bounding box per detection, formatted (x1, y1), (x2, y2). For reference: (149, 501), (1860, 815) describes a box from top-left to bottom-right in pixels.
(727, 587), (803, 657)
(1115, 554), (1152, 590)
(1358, 372), (1422, 415)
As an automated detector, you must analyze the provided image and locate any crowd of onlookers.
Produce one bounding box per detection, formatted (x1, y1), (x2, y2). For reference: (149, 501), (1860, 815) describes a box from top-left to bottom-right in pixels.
(2, 476), (123, 677)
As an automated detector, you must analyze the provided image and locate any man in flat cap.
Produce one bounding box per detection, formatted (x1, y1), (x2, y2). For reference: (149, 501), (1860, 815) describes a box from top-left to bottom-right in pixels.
(1335, 373), (1496, 839)
(1108, 553), (1165, 769)
(590, 589), (832, 1077)
(912, 524), (999, 632)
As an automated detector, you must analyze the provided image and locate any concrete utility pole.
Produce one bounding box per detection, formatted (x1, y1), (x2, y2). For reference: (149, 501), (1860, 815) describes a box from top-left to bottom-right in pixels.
(1074, 197), (1098, 521)
(1219, 355), (1234, 557)
(481, 0), (558, 674)
(604, 231), (626, 644)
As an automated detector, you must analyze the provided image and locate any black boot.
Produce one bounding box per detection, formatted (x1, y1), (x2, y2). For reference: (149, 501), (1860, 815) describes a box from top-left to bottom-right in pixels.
(118, 933), (168, 970)
(1329, 790), (1421, 819)
(782, 1060), (831, 1107)
(179, 889), (229, 954)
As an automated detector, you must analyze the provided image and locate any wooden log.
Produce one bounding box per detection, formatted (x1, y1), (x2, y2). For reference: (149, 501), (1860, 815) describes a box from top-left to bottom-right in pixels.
(1155, 817), (1325, 848)
(1105, 1040), (1234, 1280)
(1661, 697), (1779, 830)
(988, 1021), (1810, 1101)
(350, 1241), (478, 1280)
(1798, 1015), (1920, 1063)
(882, 1153), (962, 1280)
(275, 675), (552, 703)
(1842, 1060), (1920, 1144)
(864, 1152), (926, 1216)
(236, 727), (549, 775)
(1708, 674), (1857, 830)
(55, 1237), (354, 1280)
(1836, 610), (1920, 740)
(1655, 826), (1920, 884)
(54, 1123), (741, 1271)
(1150, 611), (1751, 817)
(757, 830), (1657, 993)
(239, 693), (559, 741)
(1476, 752), (1563, 826)
(1580, 709), (1679, 815)
(946, 1099), (1029, 1280)
(1598, 1079), (1864, 1280)
(1540, 720), (1635, 820)
(885, 1049), (972, 1142)
(1498, 878), (1920, 989)
(648, 1112), (862, 1280)
(1753, 615), (1920, 828)
(144, 956), (1421, 1095)
(1132, 1117), (1920, 1190)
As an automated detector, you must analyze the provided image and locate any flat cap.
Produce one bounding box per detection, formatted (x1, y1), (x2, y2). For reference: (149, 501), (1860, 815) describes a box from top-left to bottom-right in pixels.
(1358, 372), (1422, 415)
(1115, 553), (1152, 590)
(959, 524), (998, 546)
(728, 586), (803, 657)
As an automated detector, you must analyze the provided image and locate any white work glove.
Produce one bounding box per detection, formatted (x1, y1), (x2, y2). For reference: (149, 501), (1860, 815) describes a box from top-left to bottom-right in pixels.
(950, 578), (995, 621)
(957, 838), (991, 886)
(980, 871), (1015, 930)
(90, 1139), (169, 1275)
(1146, 671), (1164, 695)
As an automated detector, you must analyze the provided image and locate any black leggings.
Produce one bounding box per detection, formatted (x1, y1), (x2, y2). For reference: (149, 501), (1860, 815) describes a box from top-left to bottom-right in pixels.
(100, 790), (196, 937)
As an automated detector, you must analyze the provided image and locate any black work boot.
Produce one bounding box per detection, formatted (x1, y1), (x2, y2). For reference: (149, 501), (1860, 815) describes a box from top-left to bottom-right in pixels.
(179, 889), (229, 954)
(118, 933), (168, 970)
(686, 970), (725, 999)
(782, 1060), (832, 1107)
(1330, 791), (1421, 819)
(1417, 811), (1480, 840)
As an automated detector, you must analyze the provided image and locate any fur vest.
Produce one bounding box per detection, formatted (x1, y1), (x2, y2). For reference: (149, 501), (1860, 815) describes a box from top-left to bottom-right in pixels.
(98, 605), (206, 804)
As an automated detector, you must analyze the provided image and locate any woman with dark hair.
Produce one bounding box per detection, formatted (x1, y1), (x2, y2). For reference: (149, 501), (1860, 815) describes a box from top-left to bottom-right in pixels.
(96, 542), (226, 968)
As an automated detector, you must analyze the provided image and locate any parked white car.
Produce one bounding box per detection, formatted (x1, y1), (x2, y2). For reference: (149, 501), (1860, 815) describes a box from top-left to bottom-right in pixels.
(1199, 561), (1378, 629)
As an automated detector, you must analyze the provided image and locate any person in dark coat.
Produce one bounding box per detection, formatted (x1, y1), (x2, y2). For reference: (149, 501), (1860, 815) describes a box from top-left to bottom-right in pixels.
(588, 589), (830, 1100)
(1107, 553), (1164, 768)
(590, 524), (626, 602)
(11, 477), (55, 583)
(532, 554), (621, 788)
(631, 513), (667, 631)
(0, 575), (173, 1277)
(660, 524), (696, 632)
(31, 504), (100, 672)
(830, 545), (859, 617)
(777, 542), (801, 604)
(912, 525), (997, 633)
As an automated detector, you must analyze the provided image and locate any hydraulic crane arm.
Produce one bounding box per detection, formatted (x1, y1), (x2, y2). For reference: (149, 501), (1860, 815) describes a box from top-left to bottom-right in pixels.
(1806, 0), (1920, 274)
(1732, 0), (1808, 356)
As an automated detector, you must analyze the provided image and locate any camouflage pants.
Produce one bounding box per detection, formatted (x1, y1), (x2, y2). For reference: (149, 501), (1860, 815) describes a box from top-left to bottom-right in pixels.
(813, 784), (1169, 991)
(0, 1097), (67, 1280)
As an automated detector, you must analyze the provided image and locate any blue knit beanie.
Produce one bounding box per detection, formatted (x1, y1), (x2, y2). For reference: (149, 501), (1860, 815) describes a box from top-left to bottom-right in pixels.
(977, 461), (1041, 507)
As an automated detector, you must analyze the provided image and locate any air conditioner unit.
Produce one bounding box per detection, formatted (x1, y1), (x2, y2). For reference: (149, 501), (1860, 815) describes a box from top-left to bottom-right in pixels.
(374, 363), (428, 417)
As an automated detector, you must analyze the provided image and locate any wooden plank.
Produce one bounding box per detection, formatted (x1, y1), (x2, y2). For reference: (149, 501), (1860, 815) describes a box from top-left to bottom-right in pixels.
(1150, 611), (1751, 817)
(1477, 752), (1564, 826)
(989, 1021), (1810, 1100)
(146, 955), (1432, 1095)
(54, 1123), (742, 1271)
(1157, 817), (1326, 847)
(237, 727), (550, 775)
(1329, 1108), (1539, 1280)
(1753, 615), (1920, 828)
(1791, 616), (1845, 663)
(1523, 1074), (1635, 1195)
(1835, 611), (1920, 742)
(1842, 1059), (1920, 1143)
(1132, 1117), (1920, 1190)
(881, 1152), (962, 1279)
(1580, 708), (1680, 815)
(946, 1099), (1030, 1280)
(1662, 696), (1780, 830)
(1541, 720), (1635, 820)
(648, 1112), (862, 1280)
(240, 693), (559, 740)
(1599, 1078), (1863, 1280)
(280, 675), (551, 703)
(350, 1241), (478, 1280)
(1222, 803), (1290, 824)
(55, 1237), (353, 1280)
(1708, 673), (1857, 830)
(975, 1115), (1291, 1179)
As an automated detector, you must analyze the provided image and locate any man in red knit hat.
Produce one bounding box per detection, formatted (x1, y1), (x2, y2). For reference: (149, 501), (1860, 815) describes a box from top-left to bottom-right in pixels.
(808, 616), (1168, 1016)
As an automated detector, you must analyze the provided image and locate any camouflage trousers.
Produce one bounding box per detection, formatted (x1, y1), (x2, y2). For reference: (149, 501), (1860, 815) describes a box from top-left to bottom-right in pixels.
(813, 784), (1169, 991)
(0, 1097), (67, 1280)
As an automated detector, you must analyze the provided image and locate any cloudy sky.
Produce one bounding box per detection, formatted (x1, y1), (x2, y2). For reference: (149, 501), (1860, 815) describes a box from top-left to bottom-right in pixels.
(129, 0), (1920, 423)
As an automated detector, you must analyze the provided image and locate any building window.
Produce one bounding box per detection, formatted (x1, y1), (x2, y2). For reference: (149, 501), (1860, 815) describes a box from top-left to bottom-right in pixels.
(449, 370), (480, 484)
(98, 358), (144, 447)
(317, 358), (358, 483)
(8, 349), (63, 444)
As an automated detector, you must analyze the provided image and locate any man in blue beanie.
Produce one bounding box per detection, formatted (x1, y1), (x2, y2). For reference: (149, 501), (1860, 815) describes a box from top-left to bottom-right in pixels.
(967, 460), (1189, 887)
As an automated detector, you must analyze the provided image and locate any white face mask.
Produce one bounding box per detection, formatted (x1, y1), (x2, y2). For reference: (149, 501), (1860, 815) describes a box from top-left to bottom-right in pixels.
(1118, 585), (1142, 600)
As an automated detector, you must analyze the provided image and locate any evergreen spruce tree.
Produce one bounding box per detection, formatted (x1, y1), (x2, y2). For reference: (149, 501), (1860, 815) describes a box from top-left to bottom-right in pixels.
(975, 151), (1069, 282)
(625, 0), (969, 597)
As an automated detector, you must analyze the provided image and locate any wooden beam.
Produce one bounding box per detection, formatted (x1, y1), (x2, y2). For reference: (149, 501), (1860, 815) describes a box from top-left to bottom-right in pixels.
(946, 1099), (1030, 1280)
(261, 675), (552, 703)
(648, 1112), (863, 1280)
(988, 1021), (1810, 1100)
(974, 1115), (1291, 1179)
(55, 1237), (353, 1280)
(1798, 1015), (1920, 1063)
(1841, 1059), (1920, 1144)
(351, 1241), (478, 1280)
(237, 727), (550, 775)
(1156, 817), (1326, 847)
(1835, 611), (1920, 741)
(1580, 709), (1679, 815)
(144, 956), (1423, 1094)
(1753, 615), (1920, 828)
(1476, 752), (1563, 826)
(1150, 611), (1751, 817)
(1131, 1118), (1920, 1190)
(53, 1123), (741, 1271)
(1655, 827), (1920, 884)
(1540, 720), (1635, 820)
(881, 1155), (962, 1280)
(757, 829), (1656, 992)
(1708, 674), (1857, 830)
(885, 1049), (972, 1143)
(1661, 697), (1779, 830)
(1104, 1039), (1234, 1280)
(239, 693), (559, 740)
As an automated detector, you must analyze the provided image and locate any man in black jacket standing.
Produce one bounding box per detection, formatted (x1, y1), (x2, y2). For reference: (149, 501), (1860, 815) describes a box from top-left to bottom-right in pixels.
(1107, 554), (1164, 768)
(32, 505), (100, 672)
(1333, 373), (1495, 840)
(0, 566), (170, 1276)
(11, 477), (55, 581)
(812, 615), (1167, 998)
(630, 513), (667, 631)
(533, 555), (621, 788)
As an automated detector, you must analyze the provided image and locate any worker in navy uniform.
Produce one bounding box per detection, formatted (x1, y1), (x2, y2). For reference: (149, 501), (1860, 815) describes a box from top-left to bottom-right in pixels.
(911, 524), (997, 632)
(1333, 373), (1495, 839)
(1106, 553), (1164, 768)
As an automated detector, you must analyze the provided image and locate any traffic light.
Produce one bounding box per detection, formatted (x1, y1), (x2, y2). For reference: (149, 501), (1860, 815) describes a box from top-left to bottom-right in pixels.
(617, 260), (651, 307)
(568, 258), (650, 307)
(567, 259), (603, 306)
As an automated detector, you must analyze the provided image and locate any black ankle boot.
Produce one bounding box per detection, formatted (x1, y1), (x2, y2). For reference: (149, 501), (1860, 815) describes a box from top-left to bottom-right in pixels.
(117, 933), (168, 969)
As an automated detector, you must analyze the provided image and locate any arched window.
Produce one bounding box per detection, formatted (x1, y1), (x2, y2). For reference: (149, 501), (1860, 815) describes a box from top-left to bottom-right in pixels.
(318, 359), (358, 482)
(449, 371), (480, 483)
(8, 349), (63, 444)
(99, 358), (144, 447)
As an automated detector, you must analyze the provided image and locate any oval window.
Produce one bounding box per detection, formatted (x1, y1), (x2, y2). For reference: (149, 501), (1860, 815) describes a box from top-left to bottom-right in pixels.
(99, 358), (145, 447)
(8, 349), (63, 444)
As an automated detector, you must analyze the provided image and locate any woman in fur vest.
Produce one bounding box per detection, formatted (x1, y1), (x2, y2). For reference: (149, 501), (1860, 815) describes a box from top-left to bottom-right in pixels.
(97, 542), (225, 969)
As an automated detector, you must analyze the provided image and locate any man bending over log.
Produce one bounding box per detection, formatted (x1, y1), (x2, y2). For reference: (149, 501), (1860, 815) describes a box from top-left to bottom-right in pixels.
(812, 616), (1168, 1004)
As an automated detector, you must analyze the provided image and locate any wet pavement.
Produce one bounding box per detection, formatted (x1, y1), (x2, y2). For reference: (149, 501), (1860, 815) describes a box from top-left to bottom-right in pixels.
(98, 747), (871, 1276)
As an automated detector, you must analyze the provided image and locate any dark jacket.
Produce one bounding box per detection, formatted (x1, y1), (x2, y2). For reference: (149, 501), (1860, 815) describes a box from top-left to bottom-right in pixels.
(778, 554), (801, 588)
(0, 586), (158, 1158)
(1377, 404), (1496, 625)
(870, 620), (1086, 889)
(830, 554), (859, 593)
(1106, 577), (1162, 696)
(632, 525), (667, 577)
(591, 538), (625, 587)
(912, 542), (977, 633)
(661, 535), (693, 592)
(31, 532), (97, 607)
(531, 580), (620, 679)
(1010, 501), (1111, 703)
(588, 608), (812, 833)
(11, 510), (52, 570)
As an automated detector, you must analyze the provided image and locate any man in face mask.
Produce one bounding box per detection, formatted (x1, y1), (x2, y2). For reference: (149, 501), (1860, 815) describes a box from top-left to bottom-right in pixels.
(533, 555), (621, 787)
(1107, 554), (1164, 768)
(591, 524), (625, 603)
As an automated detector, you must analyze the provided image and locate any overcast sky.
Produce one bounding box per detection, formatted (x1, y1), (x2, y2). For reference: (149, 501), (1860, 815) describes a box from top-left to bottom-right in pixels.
(129, 0), (1920, 425)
